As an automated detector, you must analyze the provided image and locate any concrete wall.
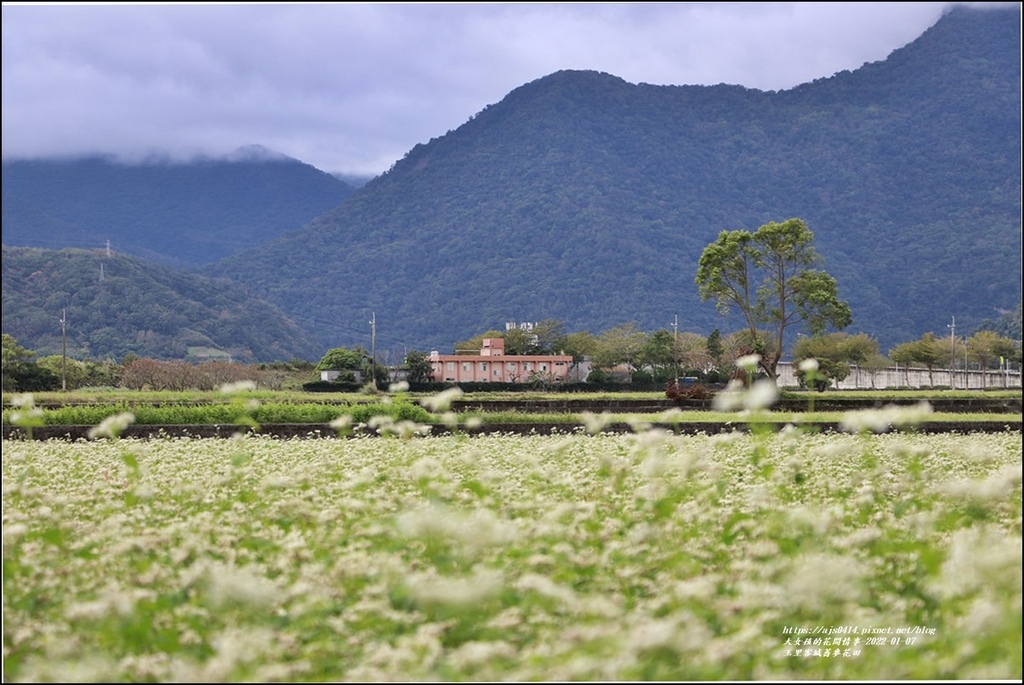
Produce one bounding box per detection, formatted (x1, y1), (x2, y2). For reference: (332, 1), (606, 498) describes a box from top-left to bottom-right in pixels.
(775, 361), (1022, 390)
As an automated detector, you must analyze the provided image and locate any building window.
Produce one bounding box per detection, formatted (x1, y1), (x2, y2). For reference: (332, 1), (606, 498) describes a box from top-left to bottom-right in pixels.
(481, 363), (488, 371)
(446, 362), (455, 371)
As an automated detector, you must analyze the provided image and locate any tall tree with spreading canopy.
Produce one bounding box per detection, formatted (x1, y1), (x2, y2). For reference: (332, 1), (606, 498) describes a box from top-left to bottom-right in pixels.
(695, 218), (852, 381)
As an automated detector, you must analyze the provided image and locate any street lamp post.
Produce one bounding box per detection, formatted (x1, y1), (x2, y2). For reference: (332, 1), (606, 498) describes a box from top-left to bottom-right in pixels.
(947, 316), (956, 390)
(671, 315), (679, 386)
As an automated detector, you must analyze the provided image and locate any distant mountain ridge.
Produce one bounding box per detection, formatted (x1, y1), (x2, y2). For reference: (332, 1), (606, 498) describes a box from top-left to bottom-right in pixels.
(1, 246), (321, 362)
(1, 4), (1020, 363)
(204, 4), (1021, 356)
(1, 147), (355, 267)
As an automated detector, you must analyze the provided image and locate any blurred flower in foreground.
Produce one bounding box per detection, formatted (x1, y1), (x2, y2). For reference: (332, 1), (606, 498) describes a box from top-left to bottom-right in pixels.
(88, 412), (136, 439)
(839, 401), (934, 433)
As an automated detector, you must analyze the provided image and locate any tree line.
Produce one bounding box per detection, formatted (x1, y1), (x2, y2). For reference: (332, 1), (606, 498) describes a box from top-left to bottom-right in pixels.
(5, 324), (1018, 394)
(3, 218), (1020, 393)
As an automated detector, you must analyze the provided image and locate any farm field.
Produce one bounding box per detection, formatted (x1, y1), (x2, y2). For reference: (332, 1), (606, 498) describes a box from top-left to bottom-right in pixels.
(2, 411), (1021, 681)
(4, 386), (1022, 438)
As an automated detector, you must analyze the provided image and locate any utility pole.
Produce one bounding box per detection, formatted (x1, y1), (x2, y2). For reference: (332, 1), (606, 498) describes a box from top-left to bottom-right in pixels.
(60, 308), (67, 392)
(671, 314), (679, 386)
(370, 311), (377, 389)
(948, 316), (956, 390)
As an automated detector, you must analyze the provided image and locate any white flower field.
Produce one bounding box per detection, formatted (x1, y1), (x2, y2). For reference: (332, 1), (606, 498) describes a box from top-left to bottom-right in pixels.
(3, 421), (1021, 681)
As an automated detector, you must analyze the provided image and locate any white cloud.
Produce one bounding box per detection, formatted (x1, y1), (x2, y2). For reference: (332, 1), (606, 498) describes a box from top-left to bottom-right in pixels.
(0, 2), (992, 175)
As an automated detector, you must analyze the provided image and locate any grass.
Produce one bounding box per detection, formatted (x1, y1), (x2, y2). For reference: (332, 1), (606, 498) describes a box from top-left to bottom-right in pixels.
(4, 386), (1021, 407)
(4, 401), (1020, 429)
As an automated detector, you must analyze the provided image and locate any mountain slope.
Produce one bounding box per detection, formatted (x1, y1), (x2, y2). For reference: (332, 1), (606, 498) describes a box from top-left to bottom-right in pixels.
(205, 4), (1022, 356)
(1, 147), (355, 267)
(1, 246), (322, 362)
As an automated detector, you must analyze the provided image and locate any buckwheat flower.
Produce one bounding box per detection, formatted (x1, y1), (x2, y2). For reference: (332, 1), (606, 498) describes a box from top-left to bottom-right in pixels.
(3, 522), (28, 545)
(381, 419), (431, 438)
(405, 567), (503, 608)
(712, 379), (747, 411)
(580, 411), (613, 434)
(932, 525), (1022, 598)
(9, 405), (44, 428)
(368, 414), (394, 431)
(940, 464), (1022, 502)
(798, 358), (819, 373)
(329, 414), (353, 432)
(419, 386), (464, 412)
(397, 503), (515, 549)
(784, 552), (863, 610)
(515, 572), (577, 605)
(10, 393), (35, 408)
(448, 640), (518, 669)
(736, 353), (761, 371)
(219, 380), (257, 394)
(88, 412), (136, 439)
(201, 562), (279, 608)
(744, 378), (779, 410)
(486, 606), (525, 629)
(409, 457), (443, 482)
(627, 617), (680, 652)
(956, 596), (1006, 633)
(389, 380), (410, 393)
(66, 586), (135, 619)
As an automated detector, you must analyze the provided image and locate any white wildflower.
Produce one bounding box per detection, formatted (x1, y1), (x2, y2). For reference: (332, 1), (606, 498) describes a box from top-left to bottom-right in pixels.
(940, 464), (1022, 502)
(784, 552), (863, 610)
(218, 380), (257, 394)
(712, 379), (747, 412)
(329, 414), (353, 431)
(405, 567), (503, 608)
(798, 358), (819, 373)
(580, 411), (614, 434)
(515, 572), (577, 605)
(88, 412), (136, 439)
(10, 393), (35, 408)
(448, 640), (518, 669)
(932, 525), (1023, 598)
(840, 401), (934, 433)
(736, 353), (762, 371)
(200, 561), (279, 608)
(396, 502), (516, 549)
(418, 386), (464, 412)
(389, 380), (410, 393)
(744, 378), (779, 411)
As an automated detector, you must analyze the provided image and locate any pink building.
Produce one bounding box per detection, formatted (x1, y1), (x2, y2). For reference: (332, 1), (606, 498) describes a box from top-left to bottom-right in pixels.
(429, 338), (574, 384)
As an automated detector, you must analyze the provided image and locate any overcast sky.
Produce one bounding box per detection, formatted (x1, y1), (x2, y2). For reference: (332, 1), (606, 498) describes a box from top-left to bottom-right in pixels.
(1, 2), (1012, 177)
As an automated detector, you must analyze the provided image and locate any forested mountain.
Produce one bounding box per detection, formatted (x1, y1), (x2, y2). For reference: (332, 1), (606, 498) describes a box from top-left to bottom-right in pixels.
(203, 4), (1021, 356)
(1, 5), (1019, 363)
(1, 246), (321, 362)
(1, 145), (354, 267)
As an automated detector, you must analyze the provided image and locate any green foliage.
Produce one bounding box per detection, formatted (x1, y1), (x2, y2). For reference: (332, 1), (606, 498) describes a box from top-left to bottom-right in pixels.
(0, 401), (435, 428)
(792, 332), (881, 390)
(404, 350), (434, 384)
(1, 246), (321, 363)
(697, 219), (852, 380)
(314, 346), (367, 372)
(1, 334), (59, 392)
